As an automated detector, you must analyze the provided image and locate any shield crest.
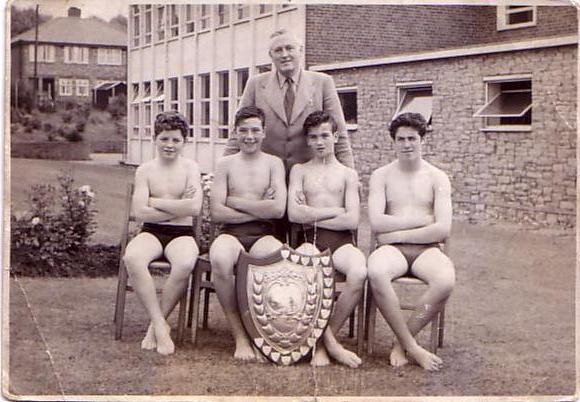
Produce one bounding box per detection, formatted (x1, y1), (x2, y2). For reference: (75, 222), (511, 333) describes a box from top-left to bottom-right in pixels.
(236, 244), (335, 365)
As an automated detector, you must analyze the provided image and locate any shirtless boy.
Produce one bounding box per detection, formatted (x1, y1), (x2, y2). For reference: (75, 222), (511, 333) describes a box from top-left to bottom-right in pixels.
(123, 111), (202, 355)
(209, 106), (287, 361)
(367, 112), (455, 371)
(287, 111), (366, 369)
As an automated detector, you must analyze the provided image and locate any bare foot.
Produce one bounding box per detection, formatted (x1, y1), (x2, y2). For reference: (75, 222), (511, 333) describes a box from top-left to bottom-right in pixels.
(154, 322), (175, 355)
(326, 342), (362, 368)
(311, 344), (330, 367)
(234, 337), (256, 362)
(141, 324), (156, 350)
(389, 342), (409, 367)
(407, 344), (443, 371)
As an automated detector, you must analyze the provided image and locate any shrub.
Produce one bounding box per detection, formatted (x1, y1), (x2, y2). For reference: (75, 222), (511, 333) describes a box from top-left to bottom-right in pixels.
(75, 118), (86, 133)
(63, 100), (77, 111)
(30, 115), (41, 130)
(64, 130), (83, 142)
(42, 122), (53, 132)
(62, 111), (73, 123)
(107, 94), (127, 120)
(13, 80), (35, 112)
(11, 175), (97, 275)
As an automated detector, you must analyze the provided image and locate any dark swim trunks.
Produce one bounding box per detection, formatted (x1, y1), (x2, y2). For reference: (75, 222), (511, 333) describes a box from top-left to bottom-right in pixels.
(220, 220), (277, 251)
(390, 243), (442, 269)
(141, 222), (194, 249)
(298, 226), (354, 253)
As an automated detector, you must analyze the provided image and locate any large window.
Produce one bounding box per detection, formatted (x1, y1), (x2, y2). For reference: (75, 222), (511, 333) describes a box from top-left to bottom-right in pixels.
(257, 4), (273, 15)
(497, 5), (536, 30)
(198, 5), (211, 31)
(185, 5), (195, 33)
(216, 4), (230, 27)
(59, 79), (74, 96)
(184, 75), (195, 138)
(75, 79), (89, 97)
(199, 74), (211, 138)
(132, 103), (140, 137)
(235, 4), (250, 21)
(394, 82), (433, 126)
(337, 87), (358, 129)
(144, 5), (152, 44)
(28, 44), (55, 63)
(168, 5), (179, 37)
(97, 48), (122, 65)
(156, 5), (165, 41)
(169, 77), (179, 111)
(235, 68), (249, 106)
(474, 75), (532, 131)
(153, 79), (165, 116)
(132, 5), (140, 47)
(142, 81), (152, 137)
(64, 46), (89, 64)
(217, 71), (230, 139)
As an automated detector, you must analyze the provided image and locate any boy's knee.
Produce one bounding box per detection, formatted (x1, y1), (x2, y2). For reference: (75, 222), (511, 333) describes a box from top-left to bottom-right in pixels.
(209, 236), (240, 275)
(123, 251), (146, 273)
(250, 235), (282, 258)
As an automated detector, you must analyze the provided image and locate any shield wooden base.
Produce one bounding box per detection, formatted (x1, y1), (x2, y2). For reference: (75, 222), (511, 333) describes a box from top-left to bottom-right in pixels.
(236, 244), (335, 365)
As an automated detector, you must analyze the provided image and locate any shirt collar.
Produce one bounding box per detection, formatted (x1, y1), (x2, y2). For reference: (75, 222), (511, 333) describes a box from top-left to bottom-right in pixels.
(276, 68), (301, 89)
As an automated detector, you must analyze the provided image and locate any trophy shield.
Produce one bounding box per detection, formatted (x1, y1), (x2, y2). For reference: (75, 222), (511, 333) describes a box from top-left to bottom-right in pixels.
(235, 244), (335, 365)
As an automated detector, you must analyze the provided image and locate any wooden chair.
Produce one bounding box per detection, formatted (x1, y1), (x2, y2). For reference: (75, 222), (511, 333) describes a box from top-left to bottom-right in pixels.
(289, 223), (366, 357)
(186, 222), (217, 344)
(113, 184), (195, 345)
(365, 238), (449, 355)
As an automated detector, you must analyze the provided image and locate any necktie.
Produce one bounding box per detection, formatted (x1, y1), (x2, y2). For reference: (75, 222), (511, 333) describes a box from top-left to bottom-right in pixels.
(284, 77), (295, 124)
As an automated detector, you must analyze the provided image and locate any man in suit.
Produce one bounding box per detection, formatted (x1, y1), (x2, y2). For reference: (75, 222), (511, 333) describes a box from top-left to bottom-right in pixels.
(224, 29), (354, 171)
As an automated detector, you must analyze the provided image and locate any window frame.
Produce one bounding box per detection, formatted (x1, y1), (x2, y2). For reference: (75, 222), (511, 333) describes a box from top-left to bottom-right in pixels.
(132, 5), (140, 47)
(75, 79), (89, 97)
(59, 78), (74, 96)
(168, 4), (179, 38)
(394, 81), (434, 128)
(97, 48), (122, 65)
(216, 70), (230, 141)
(64, 46), (89, 64)
(184, 5), (195, 34)
(156, 5), (166, 42)
(474, 74), (533, 132)
(337, 86), (358, 131)
(199, 73), (211, 139)
(28, 44), (55, 63)
(497, 5), (537, 31)
(184, 75), (195, 139)
(144, 5), (152, 45)
(234, 4), (251, 22)
(198, 5), (211, 32)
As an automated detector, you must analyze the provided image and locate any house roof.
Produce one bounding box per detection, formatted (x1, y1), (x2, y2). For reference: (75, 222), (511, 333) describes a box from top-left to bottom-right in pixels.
(11, 16), (126, 47)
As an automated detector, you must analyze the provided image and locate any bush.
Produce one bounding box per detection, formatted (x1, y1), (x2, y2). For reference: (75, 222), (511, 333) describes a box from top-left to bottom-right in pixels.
(62, 111), (73, 123)
(63, 100), (77, 111)
(13, 80), (35, 112)
(107, 94), (127, 120)
(64, 130), (83, 142)
(42, 122), (53, 132)
(11, 175), (98, 275)
(30, 115), (41, 130)
(75, 119), (86, 133)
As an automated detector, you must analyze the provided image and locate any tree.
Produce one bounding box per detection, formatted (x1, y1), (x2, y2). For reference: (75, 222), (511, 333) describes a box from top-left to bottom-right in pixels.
(109, 14), (127, 32)
(11, 5), (51, 37)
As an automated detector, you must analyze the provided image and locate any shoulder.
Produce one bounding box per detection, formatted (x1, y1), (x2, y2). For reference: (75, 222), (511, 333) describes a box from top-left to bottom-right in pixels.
(136, 159), (155, 175)
(180, 156), (199, 170)
(304, 70), (332, 82)
(247, 72), (270, 86)
(423, 161), (451, 186)
(289, 162), (306, 176)
(343, 165), (359, 181)
(371, 163), (393, 179)
(215, 154), (238, 171)
(265, 153), (284, 167)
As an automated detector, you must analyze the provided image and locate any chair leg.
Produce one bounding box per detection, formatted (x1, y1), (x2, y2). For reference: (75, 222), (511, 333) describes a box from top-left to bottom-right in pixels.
(348, 312), (355, 338)
(190, 266), (203, 344)
(429, 315), (438, 354)
(202, 271), (211, 329)
(187, 273), (195, 328)
(114, 264), (129, 340)
(176, 282), (189, 345)
(438, 305), (446, 347)
(366, 290), (377, 355)
(356, 283), (365, 357)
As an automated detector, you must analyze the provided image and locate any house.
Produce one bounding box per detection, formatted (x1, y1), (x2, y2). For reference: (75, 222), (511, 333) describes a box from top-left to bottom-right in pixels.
(11, 6), (127, 107)
(126, 4), (577, 227)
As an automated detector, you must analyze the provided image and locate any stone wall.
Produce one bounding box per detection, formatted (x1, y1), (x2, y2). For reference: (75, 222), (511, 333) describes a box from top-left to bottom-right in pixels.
(325, 45), (577, 227)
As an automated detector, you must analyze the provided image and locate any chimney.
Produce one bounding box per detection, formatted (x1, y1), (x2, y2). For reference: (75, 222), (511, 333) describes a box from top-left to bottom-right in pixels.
(68, 7), (81, 17)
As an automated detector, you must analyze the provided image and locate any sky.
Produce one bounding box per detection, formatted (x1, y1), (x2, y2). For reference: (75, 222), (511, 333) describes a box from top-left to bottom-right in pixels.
(10, 0), (128, 20)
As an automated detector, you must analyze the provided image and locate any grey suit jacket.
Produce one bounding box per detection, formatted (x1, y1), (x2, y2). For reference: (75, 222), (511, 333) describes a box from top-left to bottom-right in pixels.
(224, 69), (355, 170)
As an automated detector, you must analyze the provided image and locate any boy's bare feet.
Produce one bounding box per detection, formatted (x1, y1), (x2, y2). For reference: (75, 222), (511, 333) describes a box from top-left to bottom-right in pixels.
(311, 344), (330, 367)
(325, 339), (362, 368)
(141, 324), (157, 350)
(154, 321), (175, 355)
(389, 342), (409, 367)
(406, 343), (443, 371)
(234, 337), (256, 362)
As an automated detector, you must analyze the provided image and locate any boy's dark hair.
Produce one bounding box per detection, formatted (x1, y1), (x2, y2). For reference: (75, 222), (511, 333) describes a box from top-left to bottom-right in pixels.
(234, 106), (266, 128)
(154, 111), (189, 139)
(303, 110), (337, 135)
(389, 112), (427, 139)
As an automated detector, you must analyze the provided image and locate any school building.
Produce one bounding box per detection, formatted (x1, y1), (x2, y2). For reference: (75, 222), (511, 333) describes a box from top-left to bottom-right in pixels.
(127, 4), (577, 227)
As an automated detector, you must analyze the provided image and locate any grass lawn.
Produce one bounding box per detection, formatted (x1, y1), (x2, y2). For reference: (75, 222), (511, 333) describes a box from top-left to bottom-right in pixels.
(5, 157), (576, 399)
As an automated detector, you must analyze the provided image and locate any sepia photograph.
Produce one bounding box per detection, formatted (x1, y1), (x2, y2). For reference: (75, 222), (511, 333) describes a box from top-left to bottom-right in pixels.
(3, 0), (577, 400)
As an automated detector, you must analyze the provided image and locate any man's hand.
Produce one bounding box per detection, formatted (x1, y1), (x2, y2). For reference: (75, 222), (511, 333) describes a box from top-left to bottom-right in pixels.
(263, 186), (276, 200)
(295, 191), (307, 206)
(182, 185), (197, 199)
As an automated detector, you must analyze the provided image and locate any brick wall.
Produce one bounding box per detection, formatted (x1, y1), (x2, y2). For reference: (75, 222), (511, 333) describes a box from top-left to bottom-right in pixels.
(325, 45), (577, 227)
(305, 5), (577, 66)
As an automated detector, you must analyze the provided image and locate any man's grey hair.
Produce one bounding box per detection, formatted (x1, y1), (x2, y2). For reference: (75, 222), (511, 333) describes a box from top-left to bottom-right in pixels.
(269, 29), (303, 47)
